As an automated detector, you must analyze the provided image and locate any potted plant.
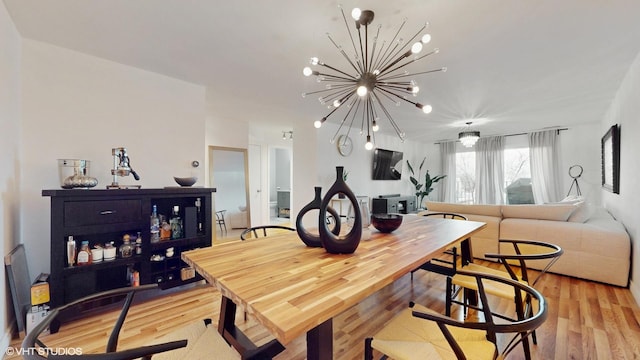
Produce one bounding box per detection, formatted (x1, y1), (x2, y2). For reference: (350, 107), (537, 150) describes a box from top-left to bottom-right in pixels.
(407, 157), (446, 209)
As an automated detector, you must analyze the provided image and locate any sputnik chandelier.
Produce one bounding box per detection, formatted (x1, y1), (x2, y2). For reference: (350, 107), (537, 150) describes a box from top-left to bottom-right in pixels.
(302, 6), (446, 150)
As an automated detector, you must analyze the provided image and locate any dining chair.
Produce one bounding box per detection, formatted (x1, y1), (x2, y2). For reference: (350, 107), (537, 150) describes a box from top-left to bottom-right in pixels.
(365, 270), (548, 360)
(215, 210), (227, 235)
(21, 284), (240, 360)
(240, 225), (295, 240)
(411, 212), (472, 315)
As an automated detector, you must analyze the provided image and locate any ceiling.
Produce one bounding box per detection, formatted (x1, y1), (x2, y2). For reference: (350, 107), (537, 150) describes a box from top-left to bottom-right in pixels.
(5, 0), (640, 143)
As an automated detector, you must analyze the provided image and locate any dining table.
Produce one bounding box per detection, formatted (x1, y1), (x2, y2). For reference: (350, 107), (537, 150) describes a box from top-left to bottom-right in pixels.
(181, 214), (486, 360)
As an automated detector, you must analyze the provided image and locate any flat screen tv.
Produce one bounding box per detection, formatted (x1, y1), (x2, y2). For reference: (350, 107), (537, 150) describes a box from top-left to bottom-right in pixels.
(372, 148), (403, 180)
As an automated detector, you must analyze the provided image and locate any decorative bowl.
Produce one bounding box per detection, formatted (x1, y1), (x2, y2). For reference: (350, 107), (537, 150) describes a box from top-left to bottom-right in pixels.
(371, 213), (403, 233)
(174, 176), (197, 187)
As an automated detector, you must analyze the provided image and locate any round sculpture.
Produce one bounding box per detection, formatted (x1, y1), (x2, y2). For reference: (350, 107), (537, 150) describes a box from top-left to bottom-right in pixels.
(296, 187), (341, 247)
(319, 167), (362, 254)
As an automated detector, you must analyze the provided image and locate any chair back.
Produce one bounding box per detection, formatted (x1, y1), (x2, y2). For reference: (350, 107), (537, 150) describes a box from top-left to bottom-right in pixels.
(21, 285), (189, 360)
(412, 269), (548, 359)
(485, 239), (564, 286)
(240, 225), (295, 240)
(422, 212), (468, 220)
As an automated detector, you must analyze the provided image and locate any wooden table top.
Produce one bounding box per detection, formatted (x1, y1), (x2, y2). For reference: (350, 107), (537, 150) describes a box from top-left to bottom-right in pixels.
(182, 215), (486, 345)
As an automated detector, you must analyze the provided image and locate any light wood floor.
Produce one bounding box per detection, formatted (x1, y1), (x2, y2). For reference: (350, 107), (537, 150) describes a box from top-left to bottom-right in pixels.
(6, 260), (640, 359)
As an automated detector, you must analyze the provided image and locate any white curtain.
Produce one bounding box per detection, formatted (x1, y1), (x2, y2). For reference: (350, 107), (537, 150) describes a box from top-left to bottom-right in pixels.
(475, 136), (504, 204)
(439, 141), (457, 202)
(529, 130), (562, 204)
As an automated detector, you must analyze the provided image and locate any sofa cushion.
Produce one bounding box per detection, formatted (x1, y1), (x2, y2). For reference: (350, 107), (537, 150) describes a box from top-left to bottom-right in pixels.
(501, 204), (576, 221)
(567, 202), (595, 223)
(426, 201), (502, 217)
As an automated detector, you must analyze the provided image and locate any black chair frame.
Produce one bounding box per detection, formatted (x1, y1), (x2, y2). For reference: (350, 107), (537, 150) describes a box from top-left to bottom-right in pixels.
(365, 270), (548, 360)
(21, 284), (187, 360)
(240, 225), (295, 240)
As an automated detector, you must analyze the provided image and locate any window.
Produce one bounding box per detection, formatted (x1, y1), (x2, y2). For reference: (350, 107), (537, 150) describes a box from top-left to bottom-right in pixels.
(455, 151), (475, 204)
(504, 147), (533, 204)
(453, 137), (533, 204)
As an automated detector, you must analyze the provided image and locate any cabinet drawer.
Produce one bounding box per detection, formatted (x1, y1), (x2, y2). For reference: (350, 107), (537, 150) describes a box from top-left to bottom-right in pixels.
(64, 200), (143, 227)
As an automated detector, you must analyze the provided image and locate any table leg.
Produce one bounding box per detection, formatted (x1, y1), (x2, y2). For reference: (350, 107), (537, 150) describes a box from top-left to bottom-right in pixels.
(218, 295), (285, 359)
(306, 318), (333, 360)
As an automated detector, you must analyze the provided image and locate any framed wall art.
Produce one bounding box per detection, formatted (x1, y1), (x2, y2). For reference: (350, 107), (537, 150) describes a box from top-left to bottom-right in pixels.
(601, 124), (620, 194)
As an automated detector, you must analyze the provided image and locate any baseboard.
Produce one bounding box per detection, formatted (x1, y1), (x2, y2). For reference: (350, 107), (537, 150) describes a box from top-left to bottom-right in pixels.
(630, 279), (640, 307)
(1, 321), (16, 357)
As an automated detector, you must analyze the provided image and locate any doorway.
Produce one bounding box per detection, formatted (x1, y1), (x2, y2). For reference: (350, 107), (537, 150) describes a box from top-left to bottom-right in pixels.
(269, 147), (292, 225)
(209, 146), (250, 241)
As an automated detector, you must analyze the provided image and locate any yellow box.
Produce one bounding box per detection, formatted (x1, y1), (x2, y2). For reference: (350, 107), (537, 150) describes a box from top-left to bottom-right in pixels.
(31, 273), (50, 306)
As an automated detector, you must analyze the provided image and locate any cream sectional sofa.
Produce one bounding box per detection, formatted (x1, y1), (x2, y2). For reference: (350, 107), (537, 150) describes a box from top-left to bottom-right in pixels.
(423, 201), (631, 287)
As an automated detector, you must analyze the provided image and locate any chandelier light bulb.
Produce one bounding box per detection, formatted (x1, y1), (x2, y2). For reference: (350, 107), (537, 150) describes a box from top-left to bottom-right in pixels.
(357, 85), (368, 97)
(314, 119), (323, 128)
(373, 69), (380, 75)
(372, 121), (379, 132)
(422, 104), (433, 114)
(411, 86), (420, 94)
(351, 8), (362, 21)
(411, 42), (423, 54)
(365, 136), (374, 150)
(310, 57), (319, 65)
(421, 34), (432, 44)
(333, 99), (341, 107)
(303, 67), (313, 76)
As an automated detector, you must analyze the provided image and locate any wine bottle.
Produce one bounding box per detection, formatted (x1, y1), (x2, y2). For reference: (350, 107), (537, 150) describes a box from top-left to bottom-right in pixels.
(150, 204), (160, 242)
(170, 205), (183, 239)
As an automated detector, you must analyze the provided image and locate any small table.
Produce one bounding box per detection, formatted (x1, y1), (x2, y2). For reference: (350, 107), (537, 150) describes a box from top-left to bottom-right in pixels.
(182, 215), (486, 360)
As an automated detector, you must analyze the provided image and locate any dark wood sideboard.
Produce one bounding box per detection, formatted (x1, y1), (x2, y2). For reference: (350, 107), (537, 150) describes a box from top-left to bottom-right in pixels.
(42, 187), (215, 308)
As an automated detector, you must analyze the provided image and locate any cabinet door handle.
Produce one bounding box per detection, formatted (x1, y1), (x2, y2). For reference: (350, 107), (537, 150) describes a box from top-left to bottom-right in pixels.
(100, 210), (116, 215)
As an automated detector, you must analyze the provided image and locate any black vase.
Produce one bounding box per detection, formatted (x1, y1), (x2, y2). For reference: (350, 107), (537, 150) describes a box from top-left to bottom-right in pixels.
(319, 167), (362, 254)
(296, 187), (341, 247)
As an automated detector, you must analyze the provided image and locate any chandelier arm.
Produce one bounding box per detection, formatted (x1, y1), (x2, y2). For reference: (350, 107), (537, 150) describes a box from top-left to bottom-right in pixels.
(339, 6), (363, 74)
(374, 41), (403, 76)
(379, 23), (426, 78)
(371, 39), (386, 72)
(320, 87), (356, 104)
(377, 86), (420, 108)
(368, 25), (381, 73)
(315, 65), (356, 81)
(303, 85), (354, 97)
(372, 92), (404, 138)
(355, 26), (366, 74)
(378, 83), (413, 93)
(331, 96), (359, 143)
(378, 67), (444, 81)
(372, 18), (407, 72)
(327, 33), (362, 75)
(379, 48), (439, 78)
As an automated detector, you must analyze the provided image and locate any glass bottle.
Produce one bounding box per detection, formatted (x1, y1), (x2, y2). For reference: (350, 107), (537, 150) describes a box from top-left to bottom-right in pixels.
(150, 205), (160, 242)
(160, 218), (172, 240)
(120, 234), (133, 258)
(67, 236), (76, 267)
(135, 232), (142, 255)
(77, 240), (92, 265)
(170, 205), (183, 239)
(195, 198), (203, 234)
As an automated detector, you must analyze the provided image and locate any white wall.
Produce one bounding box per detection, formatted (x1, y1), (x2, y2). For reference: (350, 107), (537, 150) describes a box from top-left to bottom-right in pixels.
(0, 2), (22, 349)
(21, 40), (206, 277)
(315, 122), (441, 207)
(602, 51), (640, 302)
(559, 123), (601, 204)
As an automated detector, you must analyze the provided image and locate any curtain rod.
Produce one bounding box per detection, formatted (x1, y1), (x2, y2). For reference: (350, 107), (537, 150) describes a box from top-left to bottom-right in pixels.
(433, 127), (568, 145)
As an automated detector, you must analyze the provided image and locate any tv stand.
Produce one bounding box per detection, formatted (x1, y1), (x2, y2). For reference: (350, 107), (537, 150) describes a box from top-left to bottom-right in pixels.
(371, 195), (416, 214)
